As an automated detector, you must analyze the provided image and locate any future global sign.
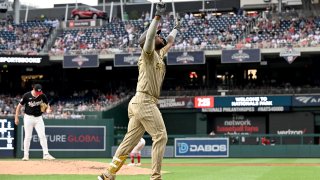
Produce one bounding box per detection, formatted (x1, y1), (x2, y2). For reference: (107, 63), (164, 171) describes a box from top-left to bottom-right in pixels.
(21, 126), (106, 151)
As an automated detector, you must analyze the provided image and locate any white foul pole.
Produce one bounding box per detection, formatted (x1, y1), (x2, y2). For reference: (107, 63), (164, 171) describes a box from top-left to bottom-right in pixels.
(25, 3), (29, 22)
(109, 1), (114, 22)
(65, 4), (69, 22)
(171, 0), (176, 20)
(120, 0), (124, 21)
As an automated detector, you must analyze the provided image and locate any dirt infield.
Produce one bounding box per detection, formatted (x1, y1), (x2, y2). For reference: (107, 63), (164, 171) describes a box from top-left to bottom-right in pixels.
(0, 160), (152, 175)
(1, 160), (320, 175)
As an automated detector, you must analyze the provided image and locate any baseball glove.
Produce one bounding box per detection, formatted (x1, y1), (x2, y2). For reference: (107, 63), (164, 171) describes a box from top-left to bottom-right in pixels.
(40, 103), (48, 113)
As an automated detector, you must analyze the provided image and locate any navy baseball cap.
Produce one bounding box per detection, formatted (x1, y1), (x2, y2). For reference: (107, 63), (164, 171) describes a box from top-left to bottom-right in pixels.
(33, 84), (43, 95)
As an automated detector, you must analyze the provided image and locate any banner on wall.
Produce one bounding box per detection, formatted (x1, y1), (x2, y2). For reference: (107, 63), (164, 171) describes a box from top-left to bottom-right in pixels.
(167, 51), (205, 65)
(280, 47), (300, 64)
(213, 116), (266, 135)
(0, 118), (14, 158)
(114, 53), (140, 67)
(292, 95), (320, 106)
(21, 126), (106, 151)
(202, 106), (289, 112)
(212, 115), (266, 145)
(158, 97), (194, 109)
(202, 96), (291, 112)
(175, 138), (229, 157)
(221, 49), (261, 63)
(269, 112), (314, 144)
(194, 96), (214, 108)
(63, 55), (99, 68)
(214, 96), (291, 107)
(0, 55), (50, 65)
(68, 20), (96, 27)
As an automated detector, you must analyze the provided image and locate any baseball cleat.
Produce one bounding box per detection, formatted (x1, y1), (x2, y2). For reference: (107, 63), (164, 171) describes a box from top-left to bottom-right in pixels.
(22, 156), (29, 161)
(97, 173), (114, 180)
(43, 154), (55, 160)
(135, 163), (142, 166)
(127, 163), (135, 166)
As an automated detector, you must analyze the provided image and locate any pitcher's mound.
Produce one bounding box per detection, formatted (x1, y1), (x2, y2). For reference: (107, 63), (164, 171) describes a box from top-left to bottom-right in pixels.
(0, 160), (151, 175)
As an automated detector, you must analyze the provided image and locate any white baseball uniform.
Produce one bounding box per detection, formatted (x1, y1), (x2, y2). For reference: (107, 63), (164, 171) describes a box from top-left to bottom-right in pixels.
(131, 138), (146, 154)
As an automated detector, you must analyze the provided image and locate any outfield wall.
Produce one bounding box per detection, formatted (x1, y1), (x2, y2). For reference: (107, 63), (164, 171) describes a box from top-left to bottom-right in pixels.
(14, 118), (114, 158)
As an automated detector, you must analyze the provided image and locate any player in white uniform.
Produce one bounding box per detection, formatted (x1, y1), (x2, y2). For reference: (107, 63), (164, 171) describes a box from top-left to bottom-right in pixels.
(128, 138), (146, 166)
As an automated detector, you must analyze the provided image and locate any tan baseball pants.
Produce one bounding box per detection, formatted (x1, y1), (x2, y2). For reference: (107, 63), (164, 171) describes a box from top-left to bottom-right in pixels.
(111, 93), (168, 180)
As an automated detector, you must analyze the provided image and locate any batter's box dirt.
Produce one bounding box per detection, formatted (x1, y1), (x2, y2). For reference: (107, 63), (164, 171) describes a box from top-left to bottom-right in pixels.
(0, 160), (152, 175)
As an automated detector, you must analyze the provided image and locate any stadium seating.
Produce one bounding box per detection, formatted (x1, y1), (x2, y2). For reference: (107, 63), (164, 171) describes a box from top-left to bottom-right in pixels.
(50, 14), (250, 54)
(50, 13), (320, 55)
(0, 20), (54, 55)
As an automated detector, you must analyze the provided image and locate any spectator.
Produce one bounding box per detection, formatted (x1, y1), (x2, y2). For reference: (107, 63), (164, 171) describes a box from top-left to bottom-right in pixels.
(261, 137), (270, 146)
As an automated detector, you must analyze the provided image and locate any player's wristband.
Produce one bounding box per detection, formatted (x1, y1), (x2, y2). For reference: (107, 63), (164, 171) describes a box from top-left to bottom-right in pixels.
(154, 15), (161, 20)
(168, 29), (178, 39)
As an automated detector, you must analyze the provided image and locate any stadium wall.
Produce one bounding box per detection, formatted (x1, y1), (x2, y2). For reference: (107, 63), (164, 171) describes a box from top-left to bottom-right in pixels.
(15, 118), (114, 158)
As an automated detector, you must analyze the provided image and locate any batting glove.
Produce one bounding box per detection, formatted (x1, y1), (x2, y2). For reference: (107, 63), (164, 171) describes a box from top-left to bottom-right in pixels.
(155, 2), (166, 17)
(173, 18), (181, 31)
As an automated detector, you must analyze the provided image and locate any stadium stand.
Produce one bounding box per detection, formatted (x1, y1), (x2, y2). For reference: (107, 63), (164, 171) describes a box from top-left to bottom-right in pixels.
(49, 12), (320, 55)
(0, 87), (133, 119)
(3, 10), (320, 117)
(0, 20), (55, 55)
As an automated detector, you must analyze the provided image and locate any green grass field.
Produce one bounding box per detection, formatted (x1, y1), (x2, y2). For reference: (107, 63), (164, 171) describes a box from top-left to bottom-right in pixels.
(1, 158), (320, 180)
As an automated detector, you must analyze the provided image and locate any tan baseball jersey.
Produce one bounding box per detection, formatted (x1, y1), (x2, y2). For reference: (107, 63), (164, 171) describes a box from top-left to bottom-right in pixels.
(102, 12), (173, 180)
(135, 48), (166, 100)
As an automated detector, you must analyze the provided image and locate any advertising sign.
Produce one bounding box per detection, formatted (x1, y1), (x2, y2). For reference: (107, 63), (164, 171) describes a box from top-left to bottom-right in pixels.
(214, 96), (291, 107)
(175, 138), (229, 157)
(0, 118), (14, 157)
(221, 49), (261, 63)
(68, 20), (95, 27)
(202, 106), (289, 112)
(158, 97), (194, 109)
(194, 96), (214, 108)
(167, 51), (205, 65)
(21, 126), (106, 151)
(292, 95), (320, 106)
(214, 116), (265, 134)
(0, 55), (50, 65)
(269, 112), (314, 144)
(211, 115), (266, 145)
(114, 53), (140, 67)
(63, 55), (99, 68)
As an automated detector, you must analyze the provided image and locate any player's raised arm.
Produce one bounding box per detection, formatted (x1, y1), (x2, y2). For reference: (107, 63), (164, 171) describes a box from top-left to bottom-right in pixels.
(143, 2), (166, 53)
(162, 18), (181, 54)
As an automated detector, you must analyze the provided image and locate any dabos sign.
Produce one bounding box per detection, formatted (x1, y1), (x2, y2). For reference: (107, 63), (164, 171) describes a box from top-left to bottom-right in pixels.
(175, 138), (229, 157)
(194, 96), (214, 108)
